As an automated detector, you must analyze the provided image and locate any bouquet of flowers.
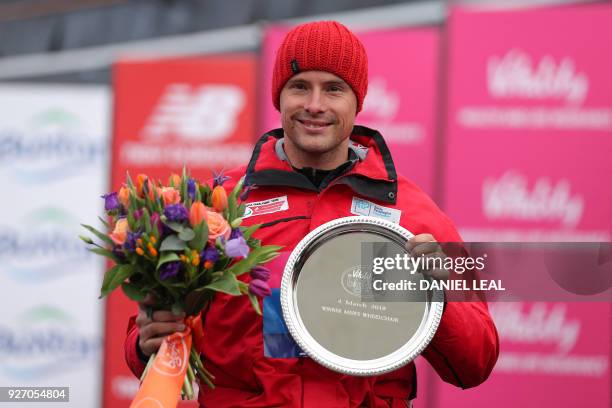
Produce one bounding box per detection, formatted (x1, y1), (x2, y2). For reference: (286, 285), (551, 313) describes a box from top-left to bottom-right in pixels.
(81, 169), (280, 405)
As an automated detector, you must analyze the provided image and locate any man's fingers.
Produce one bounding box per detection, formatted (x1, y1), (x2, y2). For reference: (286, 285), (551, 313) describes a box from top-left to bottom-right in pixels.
(406, 233), (435, 250)
(406, 234), (450, 281)
(134, 310), (151, 328)
(409, 241), (442, 258)
(139, 321), (186, 343)
(136, 306), (184, 324)
(139, 337), (164, 357)
(151, 310), (186, 322)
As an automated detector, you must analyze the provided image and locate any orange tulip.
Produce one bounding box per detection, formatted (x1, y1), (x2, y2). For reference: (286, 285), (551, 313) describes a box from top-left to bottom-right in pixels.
(136, 174), (149, 197)
(189, 202), (208, 227)
(211, 186), (228, 212)
(161, 187), (181, 206)
(118, 186), (130, 208)
(168, 173), (182, 187)
(109, 218), (129, 246)
(207, 210), (230, 244)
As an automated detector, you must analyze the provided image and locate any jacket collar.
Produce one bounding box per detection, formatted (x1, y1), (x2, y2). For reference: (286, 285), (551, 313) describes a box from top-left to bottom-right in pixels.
(244, 125), (398, 204)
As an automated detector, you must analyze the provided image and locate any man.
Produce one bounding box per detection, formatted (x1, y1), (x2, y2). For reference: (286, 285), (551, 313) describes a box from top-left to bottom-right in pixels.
(125, 20), (499, 407)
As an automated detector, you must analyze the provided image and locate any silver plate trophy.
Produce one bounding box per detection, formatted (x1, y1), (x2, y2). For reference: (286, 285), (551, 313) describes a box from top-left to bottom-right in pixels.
(280, 216), (444, 376)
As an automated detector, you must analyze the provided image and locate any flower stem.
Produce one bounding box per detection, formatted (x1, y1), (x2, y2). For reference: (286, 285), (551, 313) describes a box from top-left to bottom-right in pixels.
(190, 350), (215, 389)
(182, 370), (193, 399)
(186, 363), (196, 394)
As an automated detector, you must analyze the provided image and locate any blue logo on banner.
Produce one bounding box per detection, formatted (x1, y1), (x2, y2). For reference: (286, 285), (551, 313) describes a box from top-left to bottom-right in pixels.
(0, 108), (107, 184)
(0, 306), (101, 380)
(0, 207), (96, 283)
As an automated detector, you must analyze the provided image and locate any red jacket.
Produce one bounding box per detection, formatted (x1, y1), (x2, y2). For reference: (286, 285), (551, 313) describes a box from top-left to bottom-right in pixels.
(125, 126), (499, 407)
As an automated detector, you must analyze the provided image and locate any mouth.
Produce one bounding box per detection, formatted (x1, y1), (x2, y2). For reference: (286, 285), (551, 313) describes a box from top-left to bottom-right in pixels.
(296, 119), (332, 131)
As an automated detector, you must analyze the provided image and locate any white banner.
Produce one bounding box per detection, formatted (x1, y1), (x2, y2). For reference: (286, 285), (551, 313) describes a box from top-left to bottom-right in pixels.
(0, 83), (110, 407)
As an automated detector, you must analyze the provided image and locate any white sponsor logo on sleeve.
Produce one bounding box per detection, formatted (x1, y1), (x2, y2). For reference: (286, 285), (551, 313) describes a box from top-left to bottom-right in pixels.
(350, 197), (401, 224)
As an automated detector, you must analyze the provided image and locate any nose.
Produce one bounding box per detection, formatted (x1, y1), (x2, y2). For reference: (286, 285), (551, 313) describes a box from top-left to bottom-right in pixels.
(304, 88), (325, 114)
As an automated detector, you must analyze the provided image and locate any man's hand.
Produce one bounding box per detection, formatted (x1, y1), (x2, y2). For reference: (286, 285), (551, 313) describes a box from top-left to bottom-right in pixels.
(135, 295), (186, 357)
(406, 233), (449, 281)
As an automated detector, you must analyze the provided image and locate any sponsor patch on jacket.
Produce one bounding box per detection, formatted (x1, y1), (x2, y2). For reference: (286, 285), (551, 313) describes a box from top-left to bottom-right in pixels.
(350, 197), (401, 224)
(243, 195), (289, 218)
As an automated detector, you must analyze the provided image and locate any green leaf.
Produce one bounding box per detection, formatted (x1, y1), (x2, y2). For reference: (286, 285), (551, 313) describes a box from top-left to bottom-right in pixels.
(128, 187), (139, 212)
(178, 227), (195, 241)
(188, 222), (208, 252)
(166, 222), (184, 233)
(121, 282), (147, 302)
(227, 245), (282, 276)
(199, 184), (212, 207)
(204, 271), (241, 295)
(228, 191), (237, 222)
(180, 167), (188, 203)
(237, 203), (246, 218)
(127, 210), (136, 231)
(248, 292), (262, 315)
(229, 176), (244, 201)
(97, 216), (110, 228)
(88, 247), (121, 263)
(79, 235), (94, 245)
(101, 264), (134, 298)
(156, 252), (180, 271)
(238, 280), (249, 294)
(242, 224), (260, 240)
(160, 235), (188, 251)
(100, 264), (119, 297)
(142, 208), (151, 235)
(81, 224), (113, 246)
(126, 171), (135, 189)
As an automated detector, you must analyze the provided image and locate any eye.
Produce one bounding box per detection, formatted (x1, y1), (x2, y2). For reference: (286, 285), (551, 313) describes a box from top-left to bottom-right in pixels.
(290, 82), (307, 90)
(327, 85), (344, 93)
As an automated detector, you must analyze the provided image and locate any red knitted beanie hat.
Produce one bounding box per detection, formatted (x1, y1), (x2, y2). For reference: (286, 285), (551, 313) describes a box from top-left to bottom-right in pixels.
(272, 21), (368, 113)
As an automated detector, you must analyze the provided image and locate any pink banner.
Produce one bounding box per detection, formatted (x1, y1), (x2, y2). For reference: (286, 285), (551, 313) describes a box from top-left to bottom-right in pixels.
(430, 301), (611, 407)
(443, 4), (612, 242)
(261, 26), (441, 196)
(440, 4), (612, 408)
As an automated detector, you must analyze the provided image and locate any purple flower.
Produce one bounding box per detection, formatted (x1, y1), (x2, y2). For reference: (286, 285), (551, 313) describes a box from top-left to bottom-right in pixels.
(212, 169), (231, 187)
(230, 228), (242, 240)
(249, 279), (271, 298)
(187, 179), (196, 201)
(250, 266), (271, 281)
(159, 261), (181, 280)
(111, 246), (127, 262)
(133, 209), (143, 220)
(102, 192), (120, 212)
(123, 231), (142, 252)
(163, 204), (188, 223)
(225, 236), (249, 258)
(200, 246), (220, 264)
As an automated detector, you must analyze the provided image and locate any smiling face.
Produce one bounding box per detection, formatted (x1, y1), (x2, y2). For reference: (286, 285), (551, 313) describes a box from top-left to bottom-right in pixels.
(280, 70), (358, 170)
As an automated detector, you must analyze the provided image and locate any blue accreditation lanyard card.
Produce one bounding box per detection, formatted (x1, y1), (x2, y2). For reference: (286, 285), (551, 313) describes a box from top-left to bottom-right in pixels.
(263, 288), (306, 358)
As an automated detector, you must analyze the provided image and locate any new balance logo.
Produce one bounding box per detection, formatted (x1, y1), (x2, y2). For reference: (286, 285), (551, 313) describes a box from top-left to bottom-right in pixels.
(140, 83), (245, 141)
